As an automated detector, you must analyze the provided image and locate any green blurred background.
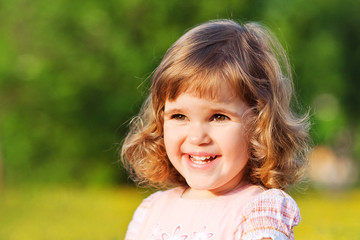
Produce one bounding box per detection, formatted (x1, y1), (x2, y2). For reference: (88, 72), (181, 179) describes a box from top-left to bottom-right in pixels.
(0, 0), (359, 239)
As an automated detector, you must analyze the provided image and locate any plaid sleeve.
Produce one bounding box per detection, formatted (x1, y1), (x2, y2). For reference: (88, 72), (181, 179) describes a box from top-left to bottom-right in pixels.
(124, 191), (162, 240)
(235, 189), (301, 240)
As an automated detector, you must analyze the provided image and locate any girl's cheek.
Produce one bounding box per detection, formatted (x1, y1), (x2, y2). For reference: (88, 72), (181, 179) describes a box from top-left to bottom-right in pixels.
(164, 122), (182, 136)
(165, 124), (189, 145)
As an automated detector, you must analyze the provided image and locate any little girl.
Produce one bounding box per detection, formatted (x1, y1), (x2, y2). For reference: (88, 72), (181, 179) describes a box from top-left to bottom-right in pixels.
(121, 19), (309, 240)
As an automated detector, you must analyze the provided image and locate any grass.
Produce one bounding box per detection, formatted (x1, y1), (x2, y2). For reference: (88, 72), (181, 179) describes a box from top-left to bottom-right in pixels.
(0, 185), (146, 240)
(0, 186), (359, 240)
(294, 190), (360, 239)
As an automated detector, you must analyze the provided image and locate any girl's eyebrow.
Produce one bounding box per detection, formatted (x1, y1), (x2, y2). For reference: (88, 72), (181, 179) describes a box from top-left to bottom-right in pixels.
(209, 108), (243, 117)
(164, 108), (187, 116)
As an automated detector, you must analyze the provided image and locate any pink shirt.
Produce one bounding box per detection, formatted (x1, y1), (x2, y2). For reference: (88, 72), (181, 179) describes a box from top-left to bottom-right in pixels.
(125, 184), (300, 240)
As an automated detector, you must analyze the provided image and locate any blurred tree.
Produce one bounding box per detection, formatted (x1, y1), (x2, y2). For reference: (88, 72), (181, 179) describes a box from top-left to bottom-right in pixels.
(0, 0), (358, 186)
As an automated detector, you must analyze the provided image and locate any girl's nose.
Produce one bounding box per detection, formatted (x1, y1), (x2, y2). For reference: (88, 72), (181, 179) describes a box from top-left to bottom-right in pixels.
(187, 123), (211, 145)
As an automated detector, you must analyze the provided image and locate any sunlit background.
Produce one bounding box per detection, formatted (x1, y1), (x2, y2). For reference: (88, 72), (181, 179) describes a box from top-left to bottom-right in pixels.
(0, 0), (359, 239)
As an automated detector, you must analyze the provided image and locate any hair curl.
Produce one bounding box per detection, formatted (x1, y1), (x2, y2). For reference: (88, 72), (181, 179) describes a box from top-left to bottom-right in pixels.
(121, 19), (310, 190)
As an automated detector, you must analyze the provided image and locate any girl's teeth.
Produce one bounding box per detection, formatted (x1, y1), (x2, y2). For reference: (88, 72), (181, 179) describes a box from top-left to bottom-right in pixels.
(189, 155), (216, 164)
(193, 156), (210, 161)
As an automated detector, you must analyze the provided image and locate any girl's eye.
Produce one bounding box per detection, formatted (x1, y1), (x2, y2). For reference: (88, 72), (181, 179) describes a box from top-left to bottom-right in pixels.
(171, 114), (187, 120)
(211, 114), (229, 121)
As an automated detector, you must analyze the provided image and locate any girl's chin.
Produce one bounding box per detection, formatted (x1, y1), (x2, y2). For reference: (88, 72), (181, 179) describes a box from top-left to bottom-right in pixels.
(184, 175), (248, 198)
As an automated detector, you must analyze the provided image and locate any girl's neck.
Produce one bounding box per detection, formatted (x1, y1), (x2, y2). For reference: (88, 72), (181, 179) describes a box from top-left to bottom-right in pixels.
(181, 180), (251, 199)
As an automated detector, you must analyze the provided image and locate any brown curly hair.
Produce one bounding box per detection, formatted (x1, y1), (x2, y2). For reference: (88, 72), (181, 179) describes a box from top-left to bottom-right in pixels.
(121, 19), (310, 190)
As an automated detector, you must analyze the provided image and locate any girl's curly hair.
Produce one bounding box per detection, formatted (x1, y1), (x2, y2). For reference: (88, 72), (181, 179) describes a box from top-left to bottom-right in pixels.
(121, 19), (310, 190)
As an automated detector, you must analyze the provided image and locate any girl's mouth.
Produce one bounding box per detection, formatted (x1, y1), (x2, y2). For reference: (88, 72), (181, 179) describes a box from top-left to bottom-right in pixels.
(189, 155), (218, 164)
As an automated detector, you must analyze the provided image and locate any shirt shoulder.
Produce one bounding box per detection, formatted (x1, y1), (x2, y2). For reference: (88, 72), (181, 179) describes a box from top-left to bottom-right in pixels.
(124, 188), (181, 240)
(235, 189), (301, 240)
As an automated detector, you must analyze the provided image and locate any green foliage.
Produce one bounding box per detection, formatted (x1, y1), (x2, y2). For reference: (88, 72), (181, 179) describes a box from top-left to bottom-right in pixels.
(0, 0), (359, 186)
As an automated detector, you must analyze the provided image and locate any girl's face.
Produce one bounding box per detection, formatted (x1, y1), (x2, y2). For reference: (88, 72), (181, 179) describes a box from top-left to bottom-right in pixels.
(163, 86), (250, 198)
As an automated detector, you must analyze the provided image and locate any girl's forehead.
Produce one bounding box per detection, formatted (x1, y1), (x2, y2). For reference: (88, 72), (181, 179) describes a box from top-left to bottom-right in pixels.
(186, 81), (241, 101)
(167, 86), (242, 104)
(164, 90), (250, 117)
